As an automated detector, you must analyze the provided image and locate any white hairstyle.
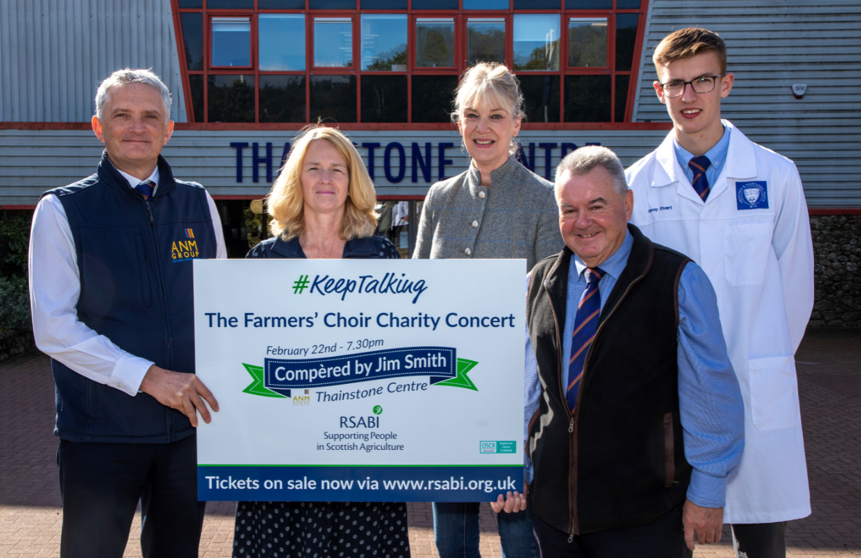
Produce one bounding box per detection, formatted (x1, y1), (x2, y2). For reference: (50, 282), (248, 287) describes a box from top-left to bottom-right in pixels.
(95, 68), (172, 120)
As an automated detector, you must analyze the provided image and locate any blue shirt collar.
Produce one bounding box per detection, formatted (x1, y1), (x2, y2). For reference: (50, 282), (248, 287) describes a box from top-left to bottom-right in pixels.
(673, 123), (731, 173)
(572, 229), (633, 282)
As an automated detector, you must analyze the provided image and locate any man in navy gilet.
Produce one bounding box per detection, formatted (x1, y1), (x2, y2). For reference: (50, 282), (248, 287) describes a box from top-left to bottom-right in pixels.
(28, 69), (226, 558)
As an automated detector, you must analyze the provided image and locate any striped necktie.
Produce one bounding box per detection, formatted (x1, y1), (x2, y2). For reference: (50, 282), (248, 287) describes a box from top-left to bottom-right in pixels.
(566, 267), (604, 413)
(688, 155), (711, 201)
(135, 180), (156, 200)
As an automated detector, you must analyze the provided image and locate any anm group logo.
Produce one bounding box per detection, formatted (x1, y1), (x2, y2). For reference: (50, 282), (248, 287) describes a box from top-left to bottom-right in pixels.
(172, 228), (199, 262)
(293, 389), (311, 405)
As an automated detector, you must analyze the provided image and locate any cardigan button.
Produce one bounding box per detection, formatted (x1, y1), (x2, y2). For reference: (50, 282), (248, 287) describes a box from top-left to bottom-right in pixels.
(464, 247), (472, 256)
(478, 191), (486, 199)
(471, 220), (478, 228)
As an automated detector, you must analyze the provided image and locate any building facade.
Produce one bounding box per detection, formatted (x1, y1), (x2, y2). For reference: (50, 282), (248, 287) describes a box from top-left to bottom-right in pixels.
(2, 0), (860, 321)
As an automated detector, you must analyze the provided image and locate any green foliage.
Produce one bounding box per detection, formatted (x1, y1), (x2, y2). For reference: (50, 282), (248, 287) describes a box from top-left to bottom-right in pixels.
(515, 40), (561, 71)
(568, 26), (607, 68)
(208, 77), (255, 123)
(0, 212), (32, 331)
(365, 45), (407, 72)
(259, 77), (306, 123)
(0, 275), (30, 331)
(417, 26), (454, 67)
(467, 27), (505, 66)
(244, 205), (269, 250)
(0, 212), (31, 278)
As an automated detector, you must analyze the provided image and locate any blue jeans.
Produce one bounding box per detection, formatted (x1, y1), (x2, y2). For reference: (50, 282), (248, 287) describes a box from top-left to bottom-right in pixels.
(432, 502), (538, 558)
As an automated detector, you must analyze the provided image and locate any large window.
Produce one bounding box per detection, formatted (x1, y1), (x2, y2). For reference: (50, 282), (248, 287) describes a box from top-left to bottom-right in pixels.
(175, 0), (645, 125)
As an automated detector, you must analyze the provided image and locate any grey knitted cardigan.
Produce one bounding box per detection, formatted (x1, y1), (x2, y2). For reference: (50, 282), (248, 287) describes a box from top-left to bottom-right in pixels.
(414, 155), (563, 272)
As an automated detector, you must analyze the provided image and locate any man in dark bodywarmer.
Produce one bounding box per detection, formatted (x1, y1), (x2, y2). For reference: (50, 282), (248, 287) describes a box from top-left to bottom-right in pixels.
(28, 69), (226, 558)
(519, 146), (744, 557)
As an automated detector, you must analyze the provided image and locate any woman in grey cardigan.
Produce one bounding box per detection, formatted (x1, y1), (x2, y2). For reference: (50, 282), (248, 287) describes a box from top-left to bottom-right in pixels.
(414, 63), (563, 271)
(414, 63), (563, 558)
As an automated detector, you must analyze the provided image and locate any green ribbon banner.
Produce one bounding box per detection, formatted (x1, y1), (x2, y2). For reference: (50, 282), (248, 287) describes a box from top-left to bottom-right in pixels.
(242, 358), (478, 397)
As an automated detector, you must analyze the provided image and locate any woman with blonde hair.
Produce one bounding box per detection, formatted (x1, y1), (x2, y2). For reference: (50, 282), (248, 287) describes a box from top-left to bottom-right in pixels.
(233, 126), (408, 558)
(414, 62), (561, 558)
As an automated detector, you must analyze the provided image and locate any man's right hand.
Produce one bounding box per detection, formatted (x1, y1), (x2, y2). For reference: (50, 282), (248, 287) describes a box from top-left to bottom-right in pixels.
(139, 365), (219, 427)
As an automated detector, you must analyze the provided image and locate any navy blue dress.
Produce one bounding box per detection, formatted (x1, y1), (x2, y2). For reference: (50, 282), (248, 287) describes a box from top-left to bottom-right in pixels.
(233, 235), (410, 558)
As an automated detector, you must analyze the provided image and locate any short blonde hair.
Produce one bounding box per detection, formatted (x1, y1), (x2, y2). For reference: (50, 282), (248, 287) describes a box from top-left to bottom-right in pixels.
(267, 126), (378, 241)
(451, 63), (524, 154)
(653, 28), (727, 74)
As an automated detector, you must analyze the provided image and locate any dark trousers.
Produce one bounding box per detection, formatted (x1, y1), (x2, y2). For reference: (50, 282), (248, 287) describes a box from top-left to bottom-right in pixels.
(58, 436), (205, 558)
(532, 503), (692, 558)
(731, 522), (787, 558)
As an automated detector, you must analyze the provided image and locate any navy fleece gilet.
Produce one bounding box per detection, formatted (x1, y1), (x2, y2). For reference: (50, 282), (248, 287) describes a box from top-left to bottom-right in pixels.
(45, 153), (217, 443)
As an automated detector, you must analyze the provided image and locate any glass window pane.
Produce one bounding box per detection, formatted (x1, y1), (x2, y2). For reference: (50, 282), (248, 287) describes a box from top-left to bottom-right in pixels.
(361, 0), (408, 7)
(177, 0), (202, 8)
(617, 0), (641, 8)
(310, 75), (357, 123)
(260, 75), (306, 123)
(259, 0), (305, 8)
(514, 0), (558, 7)
(614, 74), (630, 122)
(513, 14), (560, 71)
(467, 19), (505, 66)
(519, 75), (560, 123)
(615, 14), (639, 71)
(412, 0), (458, 8)
(207, 0), (253, 7)
(565, 0), (611, 8)
(568, 18), (607, 68)
(361, 75), (407, 122)
(180, 13), (203, 71)
(314, 18), (353, 68)
(564, 75), (610, 122)
(211, 18), (250, 67)
(411, 75), (458, 123)
(464, 0), (508, 8)
(259, 15), (305, 71)
(309, 0), (356, 7)
(208, 75), (255, 123)
(416, 19), (454, 68)
(362, 15), (407, 71)
(188, 74), (204, 123)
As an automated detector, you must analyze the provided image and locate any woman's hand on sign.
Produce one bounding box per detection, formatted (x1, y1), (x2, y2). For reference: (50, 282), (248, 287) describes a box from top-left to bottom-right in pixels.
(490, 484), (527, 514)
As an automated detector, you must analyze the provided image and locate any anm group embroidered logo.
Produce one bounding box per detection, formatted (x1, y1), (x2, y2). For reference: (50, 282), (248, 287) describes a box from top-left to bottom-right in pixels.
(171, 228), (199, 262)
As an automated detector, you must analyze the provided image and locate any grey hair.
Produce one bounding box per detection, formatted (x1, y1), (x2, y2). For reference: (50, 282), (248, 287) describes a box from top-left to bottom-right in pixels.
(95, 68), (172, 121)
(451, 62), (524, 155)
(555, 146), (628, 195)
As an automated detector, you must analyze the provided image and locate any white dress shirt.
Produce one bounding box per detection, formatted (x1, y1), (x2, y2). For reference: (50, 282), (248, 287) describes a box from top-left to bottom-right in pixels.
(29, 167), (227, 397)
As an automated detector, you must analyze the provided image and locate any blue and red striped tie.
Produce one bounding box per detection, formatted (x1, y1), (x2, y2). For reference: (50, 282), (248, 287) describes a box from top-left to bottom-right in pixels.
(566, 267), (604, 413)
(135, 180), (155, 200)
(688, 155), (711, 202)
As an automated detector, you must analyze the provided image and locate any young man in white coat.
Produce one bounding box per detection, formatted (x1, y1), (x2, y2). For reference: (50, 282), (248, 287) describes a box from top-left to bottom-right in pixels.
(626, 28), (814, 558)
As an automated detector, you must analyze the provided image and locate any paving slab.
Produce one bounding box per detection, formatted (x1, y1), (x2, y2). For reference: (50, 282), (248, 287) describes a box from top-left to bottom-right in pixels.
(0, 329), (859, 557)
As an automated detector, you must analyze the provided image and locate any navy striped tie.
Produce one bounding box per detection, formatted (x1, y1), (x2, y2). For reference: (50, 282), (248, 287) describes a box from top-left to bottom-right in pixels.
(688, 155), (711, 201)
(135, 180), (155, 200)
(567, 267), (604, 412)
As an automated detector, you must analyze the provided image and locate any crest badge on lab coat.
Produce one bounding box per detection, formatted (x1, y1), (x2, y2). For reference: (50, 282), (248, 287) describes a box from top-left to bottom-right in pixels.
(736, 181), (769, 210)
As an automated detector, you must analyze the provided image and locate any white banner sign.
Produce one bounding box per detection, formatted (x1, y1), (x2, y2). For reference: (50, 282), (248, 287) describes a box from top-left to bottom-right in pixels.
(194, 259), (525, 502)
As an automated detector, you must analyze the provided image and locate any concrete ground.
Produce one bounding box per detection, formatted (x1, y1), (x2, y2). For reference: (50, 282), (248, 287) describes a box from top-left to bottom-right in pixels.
(1, 329), (859, 557)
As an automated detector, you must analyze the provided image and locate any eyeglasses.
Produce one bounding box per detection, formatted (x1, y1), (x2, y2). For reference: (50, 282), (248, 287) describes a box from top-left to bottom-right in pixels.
(658, 74), (727, 98)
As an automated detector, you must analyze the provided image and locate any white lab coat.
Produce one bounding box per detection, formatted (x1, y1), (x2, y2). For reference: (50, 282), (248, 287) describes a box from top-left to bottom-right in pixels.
(626, 121), (814, 524)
